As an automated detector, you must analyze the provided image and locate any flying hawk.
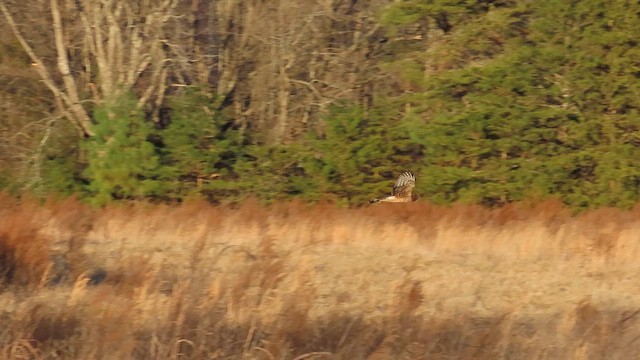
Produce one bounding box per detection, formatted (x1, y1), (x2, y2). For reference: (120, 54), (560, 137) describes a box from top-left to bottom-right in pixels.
(369, 171), (418, 203)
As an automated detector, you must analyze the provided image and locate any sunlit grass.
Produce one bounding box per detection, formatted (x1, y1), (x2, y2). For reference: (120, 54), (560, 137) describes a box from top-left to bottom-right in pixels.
(2, 194), (640, 359)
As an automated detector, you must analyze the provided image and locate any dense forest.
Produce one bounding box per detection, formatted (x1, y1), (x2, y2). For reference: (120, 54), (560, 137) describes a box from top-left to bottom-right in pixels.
(1, 0), (639, 208)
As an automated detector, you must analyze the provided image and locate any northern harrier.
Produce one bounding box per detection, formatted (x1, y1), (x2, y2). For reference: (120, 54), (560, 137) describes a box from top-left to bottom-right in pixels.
(369, 171), (418, 203)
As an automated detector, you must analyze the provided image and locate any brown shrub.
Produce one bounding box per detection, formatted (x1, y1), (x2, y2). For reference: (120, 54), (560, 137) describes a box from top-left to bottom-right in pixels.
(0, 198), (51, 287)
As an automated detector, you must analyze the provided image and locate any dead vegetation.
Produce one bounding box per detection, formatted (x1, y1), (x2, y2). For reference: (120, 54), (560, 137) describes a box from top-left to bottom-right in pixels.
(2, 195), (640, 359)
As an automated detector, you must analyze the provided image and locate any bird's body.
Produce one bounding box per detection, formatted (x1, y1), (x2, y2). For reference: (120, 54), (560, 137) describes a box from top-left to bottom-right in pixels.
(370, 172), (418, 204)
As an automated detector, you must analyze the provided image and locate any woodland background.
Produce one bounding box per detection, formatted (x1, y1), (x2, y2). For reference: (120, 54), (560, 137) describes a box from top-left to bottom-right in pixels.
(1, 0), (639, 208)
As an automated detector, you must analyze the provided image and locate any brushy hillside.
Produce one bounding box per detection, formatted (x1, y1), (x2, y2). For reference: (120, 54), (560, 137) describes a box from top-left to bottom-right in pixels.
(2, 195), (640, 359)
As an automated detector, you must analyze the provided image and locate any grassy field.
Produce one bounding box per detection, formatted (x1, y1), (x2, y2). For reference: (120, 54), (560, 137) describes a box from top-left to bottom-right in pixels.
(2, 194), (640, 359)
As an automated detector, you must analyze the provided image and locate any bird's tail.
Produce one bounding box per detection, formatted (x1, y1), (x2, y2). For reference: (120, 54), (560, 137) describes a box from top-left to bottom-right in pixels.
(369, 198), (381, 204)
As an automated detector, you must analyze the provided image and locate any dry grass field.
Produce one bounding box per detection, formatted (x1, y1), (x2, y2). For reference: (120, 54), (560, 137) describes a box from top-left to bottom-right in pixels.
(2, 194), (640, 359)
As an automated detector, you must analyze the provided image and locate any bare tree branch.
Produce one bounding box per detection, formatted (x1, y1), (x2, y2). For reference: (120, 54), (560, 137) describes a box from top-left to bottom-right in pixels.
(0, 0), (93, 136)
(50, 0), (93, 136)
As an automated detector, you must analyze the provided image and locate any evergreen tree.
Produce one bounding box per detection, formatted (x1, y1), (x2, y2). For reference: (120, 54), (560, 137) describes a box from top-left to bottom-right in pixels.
(158, 88), (243, 202)
(83, 94), (161, 205)
(5, 0), (640, 209)
(379, 0), (640, 208)
(300, 104), (423, 204)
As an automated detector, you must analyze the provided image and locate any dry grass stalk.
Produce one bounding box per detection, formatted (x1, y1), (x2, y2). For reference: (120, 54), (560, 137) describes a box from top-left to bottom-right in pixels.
(1, 195), (640, 358)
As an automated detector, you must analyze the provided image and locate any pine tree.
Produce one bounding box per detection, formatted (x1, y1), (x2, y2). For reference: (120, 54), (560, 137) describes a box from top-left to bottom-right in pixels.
(378, 0), (640, 208)
(83, 94), (161, 205)
(158, 88), (242, 201)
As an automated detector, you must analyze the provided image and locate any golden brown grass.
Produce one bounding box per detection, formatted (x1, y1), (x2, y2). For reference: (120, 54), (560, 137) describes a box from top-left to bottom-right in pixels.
(2, 195), (640, 359)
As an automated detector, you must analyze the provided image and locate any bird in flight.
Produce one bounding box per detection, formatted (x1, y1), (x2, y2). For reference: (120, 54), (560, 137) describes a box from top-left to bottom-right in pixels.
(369, 171), (418, 203)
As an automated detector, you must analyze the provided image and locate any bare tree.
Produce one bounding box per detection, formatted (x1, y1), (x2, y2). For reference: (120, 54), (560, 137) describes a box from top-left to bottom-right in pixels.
(0, 0), (194, 136)
(1, 0), (93, 136)
(2, 0), (394, 144)
(210, 0), (390, 144)
(77, 0), (185, 111)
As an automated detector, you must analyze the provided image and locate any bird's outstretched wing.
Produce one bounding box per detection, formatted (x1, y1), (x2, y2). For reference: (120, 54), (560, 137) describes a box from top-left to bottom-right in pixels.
(392, 171), (416, 200)
(369, 171), (417, 203)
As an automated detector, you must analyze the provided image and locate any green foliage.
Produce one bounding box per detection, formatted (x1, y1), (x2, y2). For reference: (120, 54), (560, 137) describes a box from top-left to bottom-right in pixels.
(6, 0), (640, 210)
(380, 0), (640, 209)
(157, 87), (243, 202)
(41, 154), (85, 197)
(83, 94), (161, 205)
(35, 121), (88, 197)
(299, 104), (423, 204)
(199, 104), (424, 205)
(225, 143), (318, 203)
(381, 0), (516, 31)
(0, 170), (18, 194)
